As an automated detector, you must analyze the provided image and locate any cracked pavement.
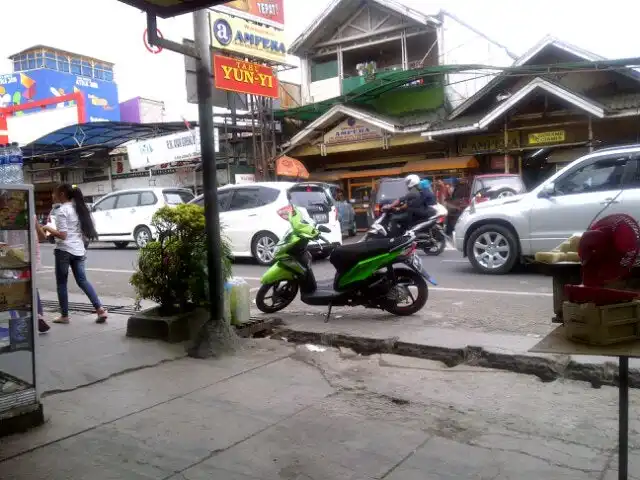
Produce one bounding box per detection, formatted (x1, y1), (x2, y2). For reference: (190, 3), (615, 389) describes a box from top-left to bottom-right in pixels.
(1, 339), (639, 479)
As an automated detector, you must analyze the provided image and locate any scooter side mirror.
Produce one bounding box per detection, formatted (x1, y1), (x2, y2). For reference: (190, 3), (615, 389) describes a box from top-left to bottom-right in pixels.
(317, 225), (331, 233)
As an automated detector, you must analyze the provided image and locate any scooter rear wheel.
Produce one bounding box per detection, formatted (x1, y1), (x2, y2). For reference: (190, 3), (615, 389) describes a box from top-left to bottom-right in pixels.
(255, 281), (299, 314)
(384, 269), (428, 316)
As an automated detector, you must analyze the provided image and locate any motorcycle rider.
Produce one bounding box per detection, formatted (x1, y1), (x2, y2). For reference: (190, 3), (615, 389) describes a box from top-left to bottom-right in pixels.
(389, 174), (432, 235)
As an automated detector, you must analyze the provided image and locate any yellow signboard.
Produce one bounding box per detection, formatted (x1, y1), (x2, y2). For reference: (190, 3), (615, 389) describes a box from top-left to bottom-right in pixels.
(324, 118), (382, 145)
(210, 11), (287, 64)
(528, 130), (566, 145)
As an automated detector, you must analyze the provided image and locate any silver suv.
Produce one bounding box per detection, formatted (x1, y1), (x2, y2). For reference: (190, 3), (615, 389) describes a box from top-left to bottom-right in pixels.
(454, 144), (640, 274)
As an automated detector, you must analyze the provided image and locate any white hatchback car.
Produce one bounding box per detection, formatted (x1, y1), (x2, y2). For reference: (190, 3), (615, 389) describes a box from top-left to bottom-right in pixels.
(91, 187), (195, 248)
(190, 182), (342, 265)
(454, 144), (640, 274)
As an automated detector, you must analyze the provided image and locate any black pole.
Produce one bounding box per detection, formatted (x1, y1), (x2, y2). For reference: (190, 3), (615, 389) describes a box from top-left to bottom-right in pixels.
(619, 356), (629, 480)
(193, 10), (224, 325)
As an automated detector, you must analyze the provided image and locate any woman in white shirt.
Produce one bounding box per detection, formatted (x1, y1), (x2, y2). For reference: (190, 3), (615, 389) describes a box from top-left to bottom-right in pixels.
(43, 184), (107, 324)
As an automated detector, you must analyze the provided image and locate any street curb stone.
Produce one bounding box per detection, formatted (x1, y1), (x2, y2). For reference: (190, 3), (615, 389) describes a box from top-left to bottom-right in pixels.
(273, 328), (640, 389)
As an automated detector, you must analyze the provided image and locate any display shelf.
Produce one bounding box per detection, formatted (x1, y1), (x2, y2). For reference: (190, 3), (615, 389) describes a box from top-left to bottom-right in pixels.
(0, 185), (41, 436)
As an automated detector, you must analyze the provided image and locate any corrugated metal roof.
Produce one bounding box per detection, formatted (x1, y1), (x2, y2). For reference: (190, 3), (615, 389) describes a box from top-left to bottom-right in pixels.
(596, 93), (640, 111)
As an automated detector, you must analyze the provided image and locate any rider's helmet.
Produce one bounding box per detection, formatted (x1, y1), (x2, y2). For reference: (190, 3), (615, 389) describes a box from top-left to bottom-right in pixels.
(405, 174), (420, 190)
(419, 179), (432, 191)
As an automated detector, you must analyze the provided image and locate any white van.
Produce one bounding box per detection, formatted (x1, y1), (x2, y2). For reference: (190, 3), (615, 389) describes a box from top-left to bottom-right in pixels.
(91, 188), (194, 248)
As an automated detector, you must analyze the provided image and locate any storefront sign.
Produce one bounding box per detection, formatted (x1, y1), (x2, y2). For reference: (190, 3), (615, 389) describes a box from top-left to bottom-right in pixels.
(127, 128), (220, 170)
(213, 55), (278, 98)
(324, 118), (382, 145)
(235, 173), (256, 184)
(458, 132), (520, 155)
(528, 130), (566, 145)
(214, 0), (285, 30)
(210, 11), (287, 64)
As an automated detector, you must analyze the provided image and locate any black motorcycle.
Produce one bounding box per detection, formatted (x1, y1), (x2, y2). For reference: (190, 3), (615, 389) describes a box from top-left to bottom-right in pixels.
(363, 203), (449, 256)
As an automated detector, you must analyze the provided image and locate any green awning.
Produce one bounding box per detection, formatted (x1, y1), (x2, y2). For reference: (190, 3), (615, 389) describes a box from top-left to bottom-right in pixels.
(275, 66), (450, 122)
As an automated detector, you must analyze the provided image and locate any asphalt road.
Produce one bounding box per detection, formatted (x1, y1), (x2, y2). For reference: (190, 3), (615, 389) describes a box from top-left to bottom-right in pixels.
(36, 240), (555, 337)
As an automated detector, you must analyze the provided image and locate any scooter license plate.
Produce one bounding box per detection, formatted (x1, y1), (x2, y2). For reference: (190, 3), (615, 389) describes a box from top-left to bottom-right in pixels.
(408, 253), (437, 285)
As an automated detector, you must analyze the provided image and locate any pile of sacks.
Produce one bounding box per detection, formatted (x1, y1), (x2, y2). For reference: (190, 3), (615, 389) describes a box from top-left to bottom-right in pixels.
(534, 234), (582, 264)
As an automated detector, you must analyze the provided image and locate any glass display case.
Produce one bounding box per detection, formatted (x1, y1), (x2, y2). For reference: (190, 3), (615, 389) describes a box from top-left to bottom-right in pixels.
(0, 185), (42, 434)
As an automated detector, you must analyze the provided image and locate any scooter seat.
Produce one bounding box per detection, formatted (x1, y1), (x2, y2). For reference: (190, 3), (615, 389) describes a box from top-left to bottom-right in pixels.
(330, 237), (406, 273)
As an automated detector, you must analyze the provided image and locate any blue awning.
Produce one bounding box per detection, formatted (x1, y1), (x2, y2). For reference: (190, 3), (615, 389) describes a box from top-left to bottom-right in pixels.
(21, 121), (196, 159)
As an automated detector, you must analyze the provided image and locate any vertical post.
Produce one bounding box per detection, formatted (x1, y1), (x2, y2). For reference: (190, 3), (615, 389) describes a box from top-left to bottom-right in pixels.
(503, 119), (510, 174)
(619, 356), (629, 480)
(588, 116), (594, 153)
(107, 161), (114, 192)
(401, 31), (408, 70)
(193, 10), (224, 325)
(337, 46), (344, 95)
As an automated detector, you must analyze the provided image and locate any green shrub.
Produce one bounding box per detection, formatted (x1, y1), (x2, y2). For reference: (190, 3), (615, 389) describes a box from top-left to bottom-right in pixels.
(130, 204), (232, 313)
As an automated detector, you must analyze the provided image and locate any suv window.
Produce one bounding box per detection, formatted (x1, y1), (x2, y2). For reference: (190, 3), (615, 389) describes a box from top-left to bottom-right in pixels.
(555, 156), (629, 195)
(228, 188), (262, 211)
(116, 193), (140, 209)
(192, 190), (232, 211)
(375, 180), (407, 203)
(258, 187), (280, 205)
(140, 191), (157, 206)
(162, 190), (193, 205)
(94, 196), (117, 211)
(289, 188), (332, 208)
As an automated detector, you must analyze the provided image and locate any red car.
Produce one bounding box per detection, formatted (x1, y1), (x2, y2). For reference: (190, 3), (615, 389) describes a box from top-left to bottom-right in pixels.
(446, 174), (527, 231)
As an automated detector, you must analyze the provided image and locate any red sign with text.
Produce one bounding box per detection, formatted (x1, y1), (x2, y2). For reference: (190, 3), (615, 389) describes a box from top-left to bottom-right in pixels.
(213, 55), (279, 99)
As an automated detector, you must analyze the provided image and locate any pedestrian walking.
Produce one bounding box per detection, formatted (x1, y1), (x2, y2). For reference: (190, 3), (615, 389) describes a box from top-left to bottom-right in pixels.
(42, 184), (107, 324)
(33, 216), (50, 333)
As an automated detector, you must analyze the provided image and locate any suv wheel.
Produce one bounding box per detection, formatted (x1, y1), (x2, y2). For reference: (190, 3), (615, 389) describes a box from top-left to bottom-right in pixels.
(495, 188), (517, 199)
(134, 226), (152, 249)
(466, 224), (518, 274)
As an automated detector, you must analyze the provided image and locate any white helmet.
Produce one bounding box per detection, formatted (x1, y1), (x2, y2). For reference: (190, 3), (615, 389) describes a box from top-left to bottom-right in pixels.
(405, 174), (420, 189)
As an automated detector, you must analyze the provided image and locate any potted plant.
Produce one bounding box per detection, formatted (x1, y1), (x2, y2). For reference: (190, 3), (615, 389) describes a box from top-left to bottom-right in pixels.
(128, 204), (233, 342)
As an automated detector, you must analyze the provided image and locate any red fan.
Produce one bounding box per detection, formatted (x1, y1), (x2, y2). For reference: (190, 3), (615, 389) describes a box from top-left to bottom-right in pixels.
(564, 214), (640, 305)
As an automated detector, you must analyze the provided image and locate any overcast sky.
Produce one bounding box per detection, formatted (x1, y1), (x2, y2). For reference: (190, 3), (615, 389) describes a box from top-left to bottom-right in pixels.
(1, 0), (637, 121)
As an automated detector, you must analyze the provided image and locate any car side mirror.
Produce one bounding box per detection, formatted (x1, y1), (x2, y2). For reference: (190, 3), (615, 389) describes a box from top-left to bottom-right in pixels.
(539, 182), (555, 198)
(317, 225), (331, 233)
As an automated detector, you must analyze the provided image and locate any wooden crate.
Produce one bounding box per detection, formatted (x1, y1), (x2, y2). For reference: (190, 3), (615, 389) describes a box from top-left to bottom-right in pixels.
(563, 300), (640, 345)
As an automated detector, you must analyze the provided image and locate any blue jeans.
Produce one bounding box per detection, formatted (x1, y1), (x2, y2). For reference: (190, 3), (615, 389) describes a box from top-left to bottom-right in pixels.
(54, 249), (102, 317)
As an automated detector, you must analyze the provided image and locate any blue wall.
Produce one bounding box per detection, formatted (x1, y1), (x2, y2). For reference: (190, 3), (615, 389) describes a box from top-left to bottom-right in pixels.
(0, 68), (120, 122)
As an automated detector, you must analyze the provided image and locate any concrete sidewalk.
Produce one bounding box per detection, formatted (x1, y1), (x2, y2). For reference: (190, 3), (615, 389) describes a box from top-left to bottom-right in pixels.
(0, 339), (636, 479)
(266, 309), (640, 388)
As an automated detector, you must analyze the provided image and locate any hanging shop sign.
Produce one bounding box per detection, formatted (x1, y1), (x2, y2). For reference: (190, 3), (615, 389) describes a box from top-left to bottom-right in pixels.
(126, 128), (220, 170)
(324, 118), (382, 145)
(213, 55), (279, 98)
(235, 173), (256, 184)
(458, 132), (520, 156)
(528, 130), (566, 146)
(210, 11), (287, 64)
(214, 0), (285, 30)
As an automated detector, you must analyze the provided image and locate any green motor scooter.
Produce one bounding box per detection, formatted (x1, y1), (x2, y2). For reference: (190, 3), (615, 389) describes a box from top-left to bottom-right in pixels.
(255, 197), (436, 321)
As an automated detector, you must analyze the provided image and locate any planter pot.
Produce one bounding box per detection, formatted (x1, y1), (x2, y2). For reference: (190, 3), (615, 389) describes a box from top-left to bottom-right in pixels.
(127, 306), (208, 344)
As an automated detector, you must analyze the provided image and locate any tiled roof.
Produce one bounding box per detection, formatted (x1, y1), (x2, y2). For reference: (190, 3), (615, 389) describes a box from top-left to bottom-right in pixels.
(596, 93), (640, 111)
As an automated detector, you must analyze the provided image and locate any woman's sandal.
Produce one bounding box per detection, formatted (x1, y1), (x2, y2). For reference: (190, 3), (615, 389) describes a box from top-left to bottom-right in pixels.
(96, 308), (108, 324)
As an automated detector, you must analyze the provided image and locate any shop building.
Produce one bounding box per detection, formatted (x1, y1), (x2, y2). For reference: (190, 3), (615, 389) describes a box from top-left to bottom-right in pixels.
(424, 37), (640, 188)
(278, 1), (513, 222)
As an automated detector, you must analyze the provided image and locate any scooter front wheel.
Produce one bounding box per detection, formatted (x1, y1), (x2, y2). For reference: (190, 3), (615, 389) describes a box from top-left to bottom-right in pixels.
(255, 281), (299, 314)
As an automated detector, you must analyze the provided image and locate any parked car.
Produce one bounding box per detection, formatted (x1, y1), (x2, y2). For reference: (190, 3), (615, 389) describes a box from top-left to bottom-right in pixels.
(190, 182), (342, 266)
(447, 174), (526, 233)
(453, 145), (640, 274)
(307, 182), (356, 237)
(90, 188), (194, 249)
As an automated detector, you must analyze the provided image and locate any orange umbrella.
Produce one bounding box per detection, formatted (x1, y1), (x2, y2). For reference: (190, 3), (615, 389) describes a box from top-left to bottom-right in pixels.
(276, 155), (309, 179)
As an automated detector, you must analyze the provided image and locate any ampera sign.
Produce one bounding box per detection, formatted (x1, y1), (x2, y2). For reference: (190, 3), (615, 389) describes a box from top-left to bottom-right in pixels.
(324, 118), (382, 145)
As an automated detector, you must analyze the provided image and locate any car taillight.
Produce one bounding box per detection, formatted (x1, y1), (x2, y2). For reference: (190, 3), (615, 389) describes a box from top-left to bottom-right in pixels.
(437, 215), (446, 224)
(476, 197), (489, 203)
(277, 205), (293, 220)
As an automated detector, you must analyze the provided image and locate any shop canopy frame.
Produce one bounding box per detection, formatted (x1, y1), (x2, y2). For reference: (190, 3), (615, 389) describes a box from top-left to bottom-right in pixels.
(20, 121), (196, 159)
